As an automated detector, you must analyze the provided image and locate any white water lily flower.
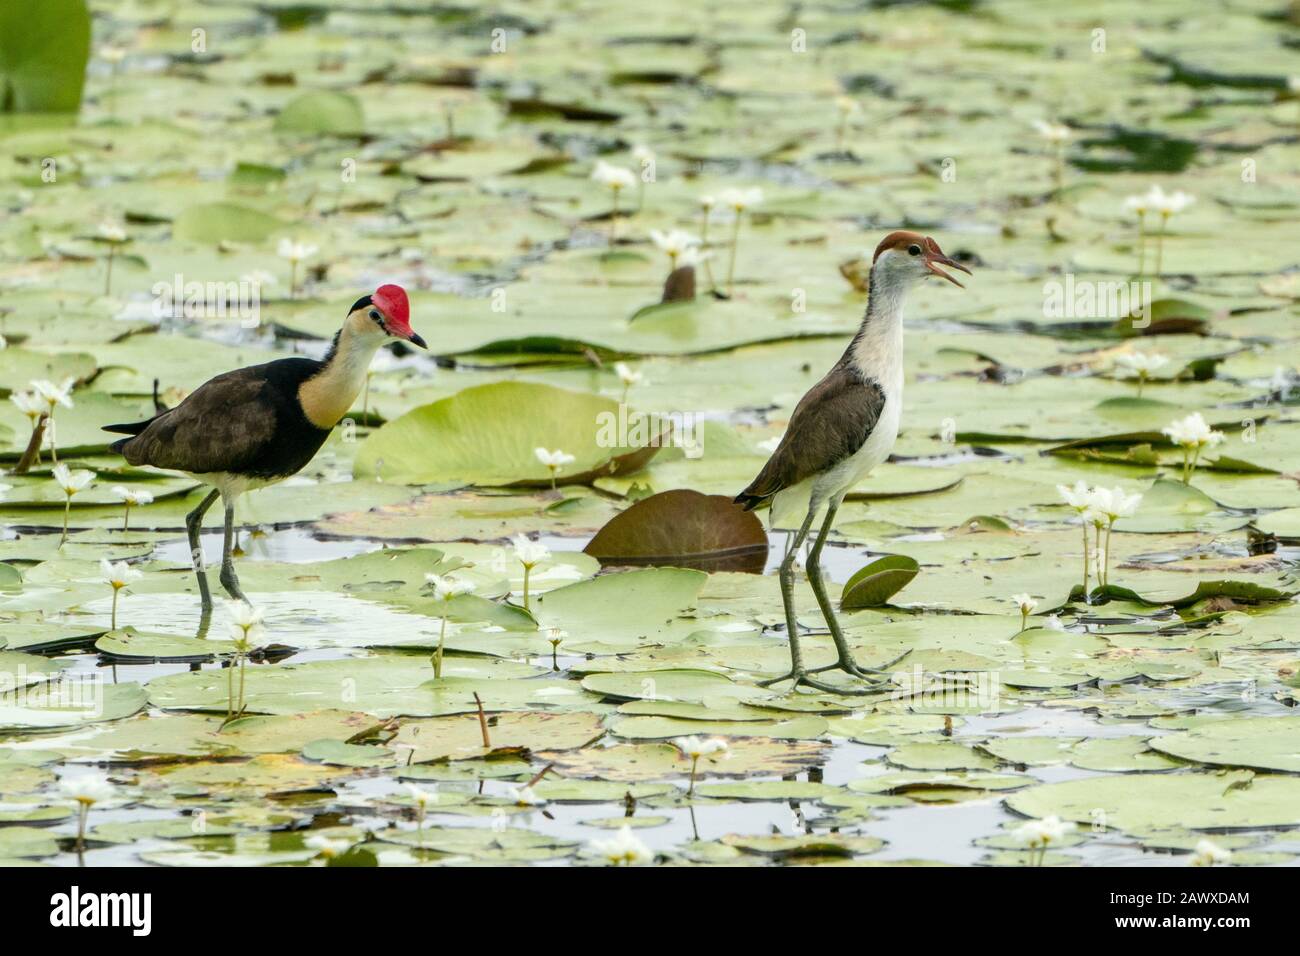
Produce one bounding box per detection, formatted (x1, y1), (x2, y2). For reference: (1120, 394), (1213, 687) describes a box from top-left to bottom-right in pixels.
(1161, 412), (1224, 449)
(835, 95), (860, 115)
(1122, 193), (1150, 216)
(676, 246), (713, 269)
(508, 785), (546, 807)
(1056, 480), (1095, 514)
(225, 599), (267, 646)
(631, 144), (655, 163)
(698, 194), (716, 212)
(404, 783), (434, 809)
(304, 834), (354, 859)
(672, 735), (729, 759)
(614, 362), (643, 387)
(591, 160), (636, 192)
(718, 186), (763, 212)
(100, 559), (141, 590)
(1011, 593), (1038, 617)
(31, 378), (75, 411)
(277, 238), (318, 262)
(1044, 614), (1066, 631)
(1190, 838), (1232, 867)
(10, 390), (43, 424)
(111, 486), (154, 507)
(589, 825), (653, 866)
(1289, 76), (1300, 93)
(1088, 486), (1142, 523)
(1032, 120), (1072, 144)
(59, 771), (115, 806)
(425, 573), (476, 602)
(99, 45), (127, 64)
(52, 463), (94, 496)
(1148, 186), (1194, 217)
(649, 228), (701, 265)
(98, 221), (127, 243)
(511, 534), (550, 568)
(1114, 351), (1169, 376)
(535, 447), (576, 469)
(1014, 815), (1075, 849)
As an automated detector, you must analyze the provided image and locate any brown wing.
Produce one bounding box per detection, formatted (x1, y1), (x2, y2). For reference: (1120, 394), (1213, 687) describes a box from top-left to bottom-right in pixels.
(116, 368), (279, 474)
(735, 366), (885, 510)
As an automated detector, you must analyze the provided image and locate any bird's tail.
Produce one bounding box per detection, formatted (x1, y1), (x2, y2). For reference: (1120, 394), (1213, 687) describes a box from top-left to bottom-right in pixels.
(103, 420), (150, 436)
(105, 419), (152, 458)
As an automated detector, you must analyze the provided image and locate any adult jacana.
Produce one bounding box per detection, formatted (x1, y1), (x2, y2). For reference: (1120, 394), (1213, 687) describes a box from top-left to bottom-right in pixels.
(735, 232), (971, 693)
(105, 284), (425, 606)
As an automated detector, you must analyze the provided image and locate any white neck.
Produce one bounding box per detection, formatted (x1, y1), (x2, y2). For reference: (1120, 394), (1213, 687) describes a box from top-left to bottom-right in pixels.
(298, 322), (384, 428)
(846, 267), (908, 392)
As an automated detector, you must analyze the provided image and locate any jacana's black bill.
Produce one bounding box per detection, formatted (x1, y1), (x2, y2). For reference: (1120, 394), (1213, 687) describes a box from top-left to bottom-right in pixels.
(408, 333), (428, 349)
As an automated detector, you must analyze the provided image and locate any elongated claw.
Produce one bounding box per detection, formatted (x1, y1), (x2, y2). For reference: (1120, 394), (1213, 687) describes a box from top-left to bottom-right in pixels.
(758, 669), (889, 696)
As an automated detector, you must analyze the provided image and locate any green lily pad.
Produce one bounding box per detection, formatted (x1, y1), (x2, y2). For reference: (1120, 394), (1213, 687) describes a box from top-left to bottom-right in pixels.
(841, 555), (920, 609)
(355, 382), (664, 486)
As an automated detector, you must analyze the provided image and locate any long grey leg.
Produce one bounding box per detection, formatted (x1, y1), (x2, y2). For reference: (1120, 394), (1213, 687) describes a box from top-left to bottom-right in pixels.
(759, 503), (876, 695)
(777, 506), (817, 675)
(805, 498), (888, 680)
(219, 498), (246, 602)
(185, 489), (220, 607)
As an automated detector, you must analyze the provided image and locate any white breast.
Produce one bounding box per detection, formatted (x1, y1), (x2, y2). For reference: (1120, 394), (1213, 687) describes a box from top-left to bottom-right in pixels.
(813, 300), (906, 503)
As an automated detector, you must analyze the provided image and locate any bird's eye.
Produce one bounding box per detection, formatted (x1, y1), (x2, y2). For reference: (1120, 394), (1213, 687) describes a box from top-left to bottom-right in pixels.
(907, 244), (922, 256)
(368, 310), (381, 321)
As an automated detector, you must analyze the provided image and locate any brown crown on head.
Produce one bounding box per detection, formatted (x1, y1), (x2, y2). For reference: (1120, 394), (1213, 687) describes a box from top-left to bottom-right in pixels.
(872, 230), (945, 263)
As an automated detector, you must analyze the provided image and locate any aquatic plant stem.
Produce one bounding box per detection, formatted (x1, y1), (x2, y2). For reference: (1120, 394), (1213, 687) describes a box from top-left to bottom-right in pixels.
(1080, 521), (1090, 601)
(111, 588), (119, 630)
(75, 802), (89, 852)
(522, 564), (532, 610)
(122, 502), (131, 532)
(104, 247), (116, 296)
(1136, 211), (1146, 275)
(61, 496), (71, 546)
(48, 412), (59, 465)
(1154, 212), (1169, 275)
(700, 209), (717, 293)
(474, 692), (491, 748)
(433, 615), (447, 679)
(687, 755), (699, 797)
(1103, 522), (1114, 587)
(725, 214), (742, 297)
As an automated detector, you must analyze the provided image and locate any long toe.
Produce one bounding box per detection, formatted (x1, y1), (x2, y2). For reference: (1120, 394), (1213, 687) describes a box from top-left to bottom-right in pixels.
(796, 673), (888, 696)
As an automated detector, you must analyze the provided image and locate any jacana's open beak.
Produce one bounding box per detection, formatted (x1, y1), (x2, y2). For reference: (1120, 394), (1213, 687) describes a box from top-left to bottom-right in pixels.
(925, 253), (972, 288)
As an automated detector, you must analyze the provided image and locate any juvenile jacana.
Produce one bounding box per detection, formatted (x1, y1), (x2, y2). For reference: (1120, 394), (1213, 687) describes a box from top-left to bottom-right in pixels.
(735, 232), (970, 693)
(105, 284), (425, 606)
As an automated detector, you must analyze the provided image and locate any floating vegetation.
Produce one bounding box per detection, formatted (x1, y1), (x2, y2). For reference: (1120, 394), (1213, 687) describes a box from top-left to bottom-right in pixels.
(1, 0), (1299, 869)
